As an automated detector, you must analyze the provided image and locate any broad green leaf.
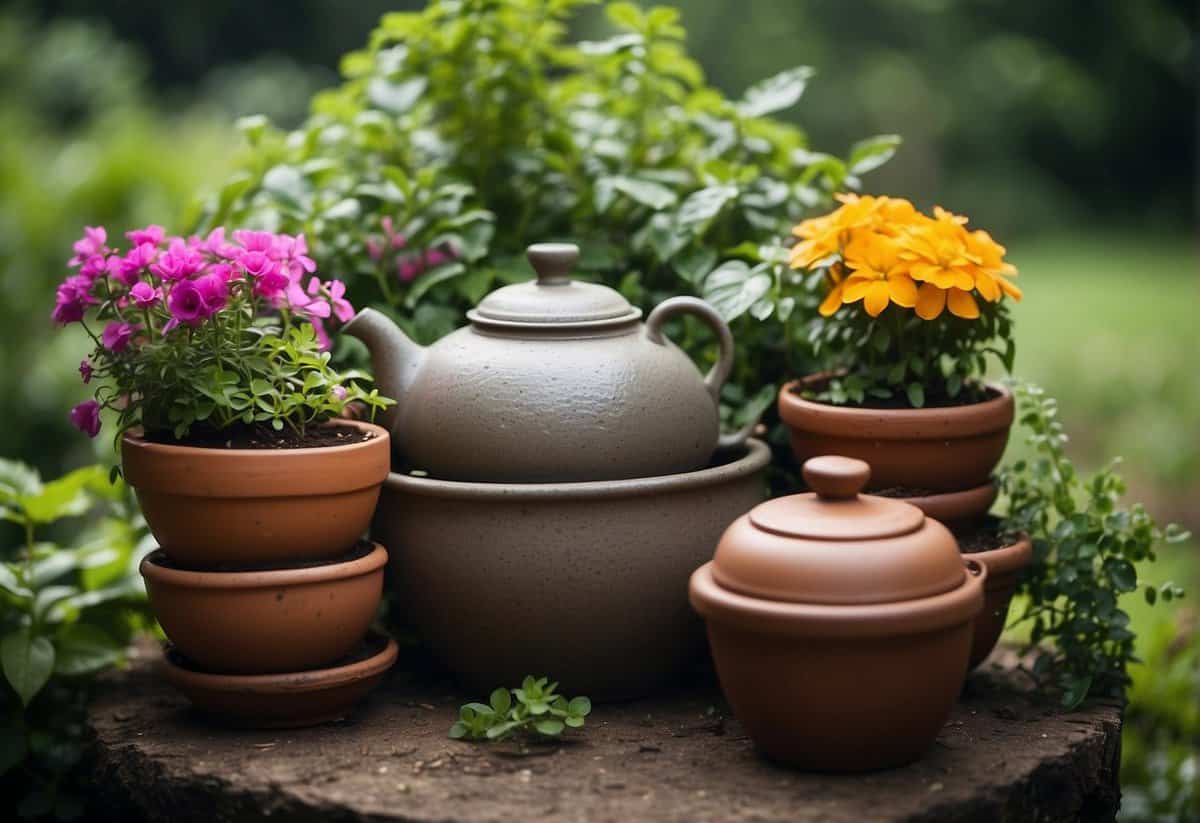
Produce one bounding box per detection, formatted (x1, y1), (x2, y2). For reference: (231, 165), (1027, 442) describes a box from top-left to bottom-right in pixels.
(262, 165), (311, 212)
(600, 176), (678, 211)
(677, 185), (738, 227)
(404, 263), (467, 309)
(2, 628), (55, 706)
(703, 261), (772, 322)
(0, 564), (31, 599)
(906, 383), (926, 408)
(53, 624), (124, 676)
(607, 2), (644, 30)
(535, 718), (564, 736)
(367, 76), (427, 114)
(847, 134), (902, 176)
(0, 459), (41, 503)
(672, 246), (717, 285)
(737, 67), (814, 118)
(21, 465), (106, 524)
(490, 687), (512, 715)
(567, 697), (592, 717)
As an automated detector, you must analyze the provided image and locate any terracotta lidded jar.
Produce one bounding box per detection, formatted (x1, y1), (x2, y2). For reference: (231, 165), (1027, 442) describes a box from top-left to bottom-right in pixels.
(346, 243), (748, 482)
(689, 455), (985, 772)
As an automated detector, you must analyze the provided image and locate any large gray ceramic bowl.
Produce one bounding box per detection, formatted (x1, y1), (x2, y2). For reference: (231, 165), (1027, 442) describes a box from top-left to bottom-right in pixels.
(374, 439), (769, 700)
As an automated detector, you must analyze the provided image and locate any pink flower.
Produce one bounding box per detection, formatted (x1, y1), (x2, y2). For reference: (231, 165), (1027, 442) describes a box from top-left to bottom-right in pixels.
(78, 254), (109, 280)
(150, 239), (204, 282)
(51, 275), (98, 325)
(307, 277), (354, 323)
(397, 255), (424, 282)
(165, 279), (209, 331)
(287, 282), (331, 319)
(129, 281), (161, 308)
(79, 360), (94, 384)
(69, 400), (101, 438)
(331, 385), (347, 401)
(366, 238), (383, 261)
(69, 227), (107, 266)
(233, 229), (277, 255)
(126, 225), (165, 247)
(194, 273), (229, 313)
(240, 251), (289, 298)
(203, 228), (239, 259)
(276, 233), (317, 279)
(118, 242), (161, 285)
(311, 317), (332, 351)
(102, 321), (140, 353)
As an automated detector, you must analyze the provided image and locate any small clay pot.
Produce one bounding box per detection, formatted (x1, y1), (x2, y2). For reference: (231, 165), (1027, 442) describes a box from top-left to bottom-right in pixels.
(968, 533), (1033, 668)
(122, 420), (390, 567)
(373, 440), (770, 700)
(140, 543), (386, 675)
(778, 375), (1014, 492)
(689, 456), (985, 771)
(163, 632), (398, 728)
(896, 482), (998, 533)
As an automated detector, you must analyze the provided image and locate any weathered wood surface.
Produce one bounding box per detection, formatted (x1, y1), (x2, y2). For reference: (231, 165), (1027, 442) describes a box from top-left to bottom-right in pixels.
(85, 643), (1122, 823)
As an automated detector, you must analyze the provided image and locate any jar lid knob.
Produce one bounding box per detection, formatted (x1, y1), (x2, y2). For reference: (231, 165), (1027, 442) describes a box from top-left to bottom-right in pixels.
(526, 243), (579, 286)
(802, 455), (871, 499)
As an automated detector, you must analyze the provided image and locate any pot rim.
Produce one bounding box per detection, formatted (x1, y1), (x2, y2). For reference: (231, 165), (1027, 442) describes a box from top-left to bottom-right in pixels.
(689, 558), (986, 638)
(384, 438), (770, 500)
(969, 532), (1033, 583)
(162, 632), (398, 695)
(778, 374), (1014, 440)
(139, 543), (388, 590)
(122, 419), (390, 498)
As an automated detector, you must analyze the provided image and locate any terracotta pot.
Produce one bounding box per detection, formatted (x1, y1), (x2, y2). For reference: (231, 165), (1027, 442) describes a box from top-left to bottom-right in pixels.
(778, 375), (1014, 492)
(373, 440), (770, 700)
(140, 543), (386, 675)
(968, 533), (1033, 668)
(689, 456), (985, 771)
(122, 420), (390, 567)
(163, 632), (398, 728)
(897, 482), (997, 533)
(346, 242), (756, 483)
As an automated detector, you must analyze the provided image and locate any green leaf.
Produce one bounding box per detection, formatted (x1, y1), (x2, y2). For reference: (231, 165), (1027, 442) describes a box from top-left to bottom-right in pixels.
(262, 165), (311, 212)
(18, 465), (105, 525)
(535, 718), (564, 736)
(0, 564), (31, 599)
(490, 687), (511, 715)
(607, 2), (645, 30)
(367, 76), (427, 114)
(905, 383), (926, 408)
(448, 721), (467, 739)
(53, 624), (123, 676)
(702, 261), (772, 322)
(600, 176), (678, 211)
(1, 628), (55, 706)
(567, 697), (592, 717)
(847, 134), (902, 176)
(677, 185), (738, 227)
(737, 67), (814, 118)
(404, 263), (467, 309)
(672, 246), (718, 285)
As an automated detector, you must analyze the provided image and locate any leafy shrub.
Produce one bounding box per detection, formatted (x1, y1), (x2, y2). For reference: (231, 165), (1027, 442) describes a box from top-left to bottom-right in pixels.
(211, 0), (896, 432)
(0, 460), (153, 818)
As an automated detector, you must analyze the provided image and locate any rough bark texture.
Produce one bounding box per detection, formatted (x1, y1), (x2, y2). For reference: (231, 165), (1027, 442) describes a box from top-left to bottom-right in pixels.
(85, 644), (1122, 823)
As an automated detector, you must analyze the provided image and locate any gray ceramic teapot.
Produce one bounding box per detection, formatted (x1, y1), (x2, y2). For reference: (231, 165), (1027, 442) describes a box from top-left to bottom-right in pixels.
(345, 242), (750, 482)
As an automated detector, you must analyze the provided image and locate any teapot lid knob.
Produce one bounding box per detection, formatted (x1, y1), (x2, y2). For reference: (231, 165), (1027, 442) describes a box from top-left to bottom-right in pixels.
(802, 455), (871, 499)
(526, 243), (579, 286)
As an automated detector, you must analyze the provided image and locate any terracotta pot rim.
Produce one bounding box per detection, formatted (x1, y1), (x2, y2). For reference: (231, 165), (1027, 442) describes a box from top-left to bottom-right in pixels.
(969, 533), (1033, 584)
(122, 419), (390, 498)
(778, 375), (1014, 440)
(140, 543), (388, 590)
(689, 559), (986, 637)
(384, 438), (770, 501)
(162, 633), (398, 695)
(898, 481), (997, 509)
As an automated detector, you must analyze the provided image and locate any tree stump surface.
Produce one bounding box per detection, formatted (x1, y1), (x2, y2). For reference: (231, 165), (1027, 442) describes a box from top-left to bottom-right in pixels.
(86, 644), (1122, 823)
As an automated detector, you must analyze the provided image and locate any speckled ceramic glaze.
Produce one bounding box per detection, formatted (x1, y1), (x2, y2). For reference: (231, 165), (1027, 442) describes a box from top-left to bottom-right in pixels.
(779, 375), (1014, 492)
(162, 632), (397, 728)
(347, 243), (751, 483)
(372, 440), (770, 699)
(689, 456), (985, 771)
(140, 544), (386, 675)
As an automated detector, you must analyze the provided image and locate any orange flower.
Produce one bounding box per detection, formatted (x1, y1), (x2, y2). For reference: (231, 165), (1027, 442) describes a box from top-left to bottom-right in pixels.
(915, 283), (979, 320)
(896, 209), (978, 291)
(841, 232), (918, 317)
(818, 264), (846, 317)
(964, 228), (1022, 302)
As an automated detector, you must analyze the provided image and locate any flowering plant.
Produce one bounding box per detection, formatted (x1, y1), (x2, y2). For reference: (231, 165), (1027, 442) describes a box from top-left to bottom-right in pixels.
(54, 225), (390, 443)
(790, 194), (1022, 408)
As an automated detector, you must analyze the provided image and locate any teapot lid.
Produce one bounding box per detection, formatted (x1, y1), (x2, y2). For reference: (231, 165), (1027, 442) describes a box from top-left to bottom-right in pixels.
(467, 243), (642, 330)
(710, 456), (966, 605)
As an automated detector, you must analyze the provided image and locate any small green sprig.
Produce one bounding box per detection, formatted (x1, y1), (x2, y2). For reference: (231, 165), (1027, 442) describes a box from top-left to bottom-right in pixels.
(449, 676), (592, 742)
(999, 381), (1189, 707)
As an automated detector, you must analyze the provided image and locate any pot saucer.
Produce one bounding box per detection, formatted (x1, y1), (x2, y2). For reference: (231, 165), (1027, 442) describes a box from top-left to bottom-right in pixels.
(894, 482), (997, 532)
(162, 631), (398, 728)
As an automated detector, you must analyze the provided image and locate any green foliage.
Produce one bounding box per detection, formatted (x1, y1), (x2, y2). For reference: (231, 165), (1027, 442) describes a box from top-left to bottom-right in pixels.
(0, 459), (153, 818)
(449, 676), (591, 742)
(213, 0), (894, 425)
(999, 382), (1189, 708)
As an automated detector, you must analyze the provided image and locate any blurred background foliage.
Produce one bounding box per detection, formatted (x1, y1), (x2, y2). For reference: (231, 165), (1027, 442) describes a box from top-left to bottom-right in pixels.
(0, 1), (1196, 820)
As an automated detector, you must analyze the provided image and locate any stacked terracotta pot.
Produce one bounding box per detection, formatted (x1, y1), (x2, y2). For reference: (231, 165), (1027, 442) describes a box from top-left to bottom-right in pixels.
(129, 420), (396, 727)
(354, 243), (771, 699)
(778, 375), (1032, 667)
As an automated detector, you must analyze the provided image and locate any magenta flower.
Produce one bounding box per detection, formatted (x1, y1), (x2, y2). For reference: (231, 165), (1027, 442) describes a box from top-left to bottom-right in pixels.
(78, 254), (109, 281)
(397, 255), (424, 282)
(203, 227), (240, 259)
(150, 239), (204, 282)
(51, 275), (98, 325)
(287, 282), (331, 319)
(331, 384), (347, 401)
(276, 233), (317, 279)
(233, 229), (277, 255)
(366, 238), (383, 261)
(241, 251), (289, 298)
(69, 400), (101, 438)
(118, 242), (161, 286)
(102, 321), (140, 353)
(129, 281), (162, 308)
(164, 279), (209, 332)
(311, 317), (332, 351)
(194, 273), (229, 313)
(79, 360), (94, 384)
(69, 227), (107, 266)
(126, 225), (165, 247)
(307, 277), (354, 323)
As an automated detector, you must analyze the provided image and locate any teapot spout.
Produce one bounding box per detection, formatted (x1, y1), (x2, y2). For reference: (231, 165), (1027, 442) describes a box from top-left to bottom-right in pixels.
(343, 307), (424, 436)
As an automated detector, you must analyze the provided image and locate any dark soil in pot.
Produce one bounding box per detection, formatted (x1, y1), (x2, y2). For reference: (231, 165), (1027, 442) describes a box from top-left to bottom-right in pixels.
(144, 422), (377, 450)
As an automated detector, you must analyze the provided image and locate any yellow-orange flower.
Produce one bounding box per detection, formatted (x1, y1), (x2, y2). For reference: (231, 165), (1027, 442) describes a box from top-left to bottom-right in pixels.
(817, 264), (846, 317)
(789, 194), (920, 270)
(915, 283), (979, 320)
(896, 209), (978, 291)
(964, 228), (1022, 302)
(841, 232), (919, 317)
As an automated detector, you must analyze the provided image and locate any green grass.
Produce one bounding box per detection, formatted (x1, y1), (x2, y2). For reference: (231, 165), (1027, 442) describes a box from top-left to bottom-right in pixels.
(1000, 233), (1198, 821)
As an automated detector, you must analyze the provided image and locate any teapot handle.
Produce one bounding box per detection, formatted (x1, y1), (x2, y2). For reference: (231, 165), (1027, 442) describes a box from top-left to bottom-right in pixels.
(645, 297), (748, 450)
